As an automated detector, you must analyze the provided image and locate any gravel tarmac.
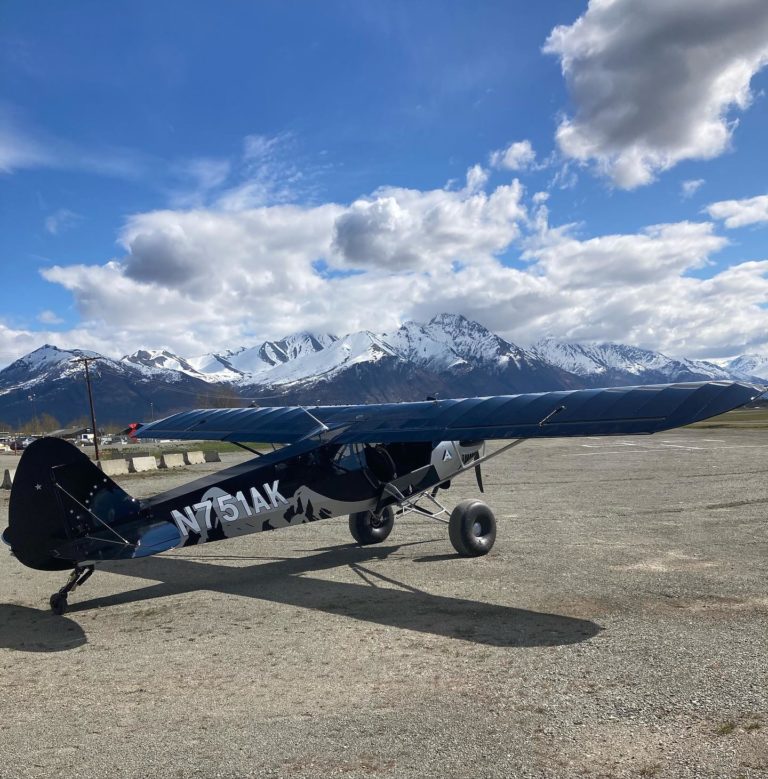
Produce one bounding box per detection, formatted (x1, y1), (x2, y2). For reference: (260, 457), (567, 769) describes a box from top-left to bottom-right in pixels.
(0, 428), (766, 779)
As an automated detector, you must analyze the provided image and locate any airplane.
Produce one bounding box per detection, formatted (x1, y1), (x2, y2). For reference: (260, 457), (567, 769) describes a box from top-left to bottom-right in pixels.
(2, 380), (763, 615)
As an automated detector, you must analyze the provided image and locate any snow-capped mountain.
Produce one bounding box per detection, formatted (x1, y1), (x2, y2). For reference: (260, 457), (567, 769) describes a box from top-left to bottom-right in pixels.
(253, 331), (396, 389)
(185, 352), (243, 383)
(121, 349), (208, 381)
(530, 338), (732, 386)
(383, 314), (529, 372)
(0, 345), (216, 427)
(725, 354), (768, 382)
(225, 332), (338, 377)
(0, 345), (116, 393)
(0, 317), (763, 428)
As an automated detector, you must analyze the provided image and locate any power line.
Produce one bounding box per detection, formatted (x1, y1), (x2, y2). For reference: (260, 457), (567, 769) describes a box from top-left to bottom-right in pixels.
(141, 381), (292, 402)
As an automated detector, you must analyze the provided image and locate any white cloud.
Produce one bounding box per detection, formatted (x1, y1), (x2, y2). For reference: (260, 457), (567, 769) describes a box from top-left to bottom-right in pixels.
(214, 133), (306, 210)
(168, 157), (232, 207)
(489, 140), (536, 171)
(0, 105), (148, 179)
(27, 175), (527, 358)
(465, 164), (489, 193)
(525, 221), (727, 289)
(0, 320), (116, 366)
(26, 175), (768, 364)
(0, 108), (299, 210)
(681, 179), (705, 198)
(44, 208), (81, 235)
(707, 193), (768, 228)
(37, 310), (64, 325)
(242, 133), (284, 162)
(0, 123), (49, 172)
(332, 178), (525, 270)
(514, 220), (768, 357)
(544, 0), (768, 188)
(0, 137), (761, 364)
(116, 204), (341, 293)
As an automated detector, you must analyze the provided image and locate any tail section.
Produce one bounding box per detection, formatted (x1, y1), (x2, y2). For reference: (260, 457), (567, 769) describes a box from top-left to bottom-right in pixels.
(3, 438), (180, 571)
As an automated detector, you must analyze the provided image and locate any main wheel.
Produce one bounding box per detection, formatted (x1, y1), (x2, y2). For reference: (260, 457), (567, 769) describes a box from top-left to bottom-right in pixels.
(448, 499), (496, 557)
(49, 592), (68, 615)
(349, 506), (395, 545)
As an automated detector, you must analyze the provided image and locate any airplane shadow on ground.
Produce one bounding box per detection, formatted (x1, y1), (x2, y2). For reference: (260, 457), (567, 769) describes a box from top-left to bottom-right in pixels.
(55, 540), (602, 649)
(0, 604), (87, 652)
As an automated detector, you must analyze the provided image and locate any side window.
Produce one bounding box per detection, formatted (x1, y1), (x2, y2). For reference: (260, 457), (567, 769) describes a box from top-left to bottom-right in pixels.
(333, 443), (366, 471)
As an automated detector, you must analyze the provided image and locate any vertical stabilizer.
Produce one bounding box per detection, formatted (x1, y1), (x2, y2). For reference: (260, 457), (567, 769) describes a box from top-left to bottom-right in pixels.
(3, 438), (180, 570)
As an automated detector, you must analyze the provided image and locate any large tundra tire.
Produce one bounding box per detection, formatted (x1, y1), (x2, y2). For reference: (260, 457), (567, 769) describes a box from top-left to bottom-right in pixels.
(448, 499), (496, 557)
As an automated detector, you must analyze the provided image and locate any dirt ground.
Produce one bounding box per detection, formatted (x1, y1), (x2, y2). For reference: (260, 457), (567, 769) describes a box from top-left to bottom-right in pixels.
(0, 428), (766, 778)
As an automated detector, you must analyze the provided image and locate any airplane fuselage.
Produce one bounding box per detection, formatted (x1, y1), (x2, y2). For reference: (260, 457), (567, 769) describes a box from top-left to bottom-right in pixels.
(150, 439), (483, 549)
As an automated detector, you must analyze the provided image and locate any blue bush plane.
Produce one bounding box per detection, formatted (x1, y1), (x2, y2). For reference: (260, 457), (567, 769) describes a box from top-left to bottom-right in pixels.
(2, 381), (762, 614)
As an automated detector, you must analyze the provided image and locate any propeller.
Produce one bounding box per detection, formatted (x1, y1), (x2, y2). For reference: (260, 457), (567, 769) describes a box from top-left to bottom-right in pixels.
(473, 451), (484, 493)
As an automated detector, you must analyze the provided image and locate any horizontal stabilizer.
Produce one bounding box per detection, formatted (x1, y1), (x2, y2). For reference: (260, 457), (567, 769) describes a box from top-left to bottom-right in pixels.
(50, 519), (181, 563)
(135, 381), (764, 445)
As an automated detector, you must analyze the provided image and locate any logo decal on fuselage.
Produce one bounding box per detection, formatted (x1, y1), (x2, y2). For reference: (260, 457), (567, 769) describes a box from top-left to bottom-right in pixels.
(171, 481), (288, 536)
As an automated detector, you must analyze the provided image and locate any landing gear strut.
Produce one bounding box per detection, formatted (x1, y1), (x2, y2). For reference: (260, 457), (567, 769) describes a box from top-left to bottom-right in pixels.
(383, 482), (498, 557)
(49, 565), (94, 615)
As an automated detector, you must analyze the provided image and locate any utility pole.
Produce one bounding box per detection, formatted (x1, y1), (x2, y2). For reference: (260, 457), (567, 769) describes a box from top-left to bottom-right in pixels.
(27, 393), (37, 433)
(72, 357), (101, 462)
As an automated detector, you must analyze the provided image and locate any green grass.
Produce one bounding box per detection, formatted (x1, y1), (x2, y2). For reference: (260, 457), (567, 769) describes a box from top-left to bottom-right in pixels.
(686, 407), (768, 429)
(96, 441), (270, 460)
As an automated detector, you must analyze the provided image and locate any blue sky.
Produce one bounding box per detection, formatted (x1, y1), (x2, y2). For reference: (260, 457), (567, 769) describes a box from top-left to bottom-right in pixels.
(2, 0), (768, 364)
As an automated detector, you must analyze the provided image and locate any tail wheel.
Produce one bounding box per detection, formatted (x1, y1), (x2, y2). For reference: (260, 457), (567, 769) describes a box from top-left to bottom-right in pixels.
(49, 592), (68, 615)
(349, 506), (395, 545)
(448, 499), (496, 557)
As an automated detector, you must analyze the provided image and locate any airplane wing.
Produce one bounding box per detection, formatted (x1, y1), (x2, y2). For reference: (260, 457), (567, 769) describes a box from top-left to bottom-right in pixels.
(134, 381), (763, 444)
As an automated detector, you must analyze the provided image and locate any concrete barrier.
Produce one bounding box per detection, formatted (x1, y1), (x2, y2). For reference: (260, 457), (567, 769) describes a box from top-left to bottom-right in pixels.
(1, 469), (15, 489)
(99, 459), (129, 477)
(129, 455), (158, 473)
(160, 452), (185, 469)
(204, 450), (221, 463)
(184, 450), (205, 465)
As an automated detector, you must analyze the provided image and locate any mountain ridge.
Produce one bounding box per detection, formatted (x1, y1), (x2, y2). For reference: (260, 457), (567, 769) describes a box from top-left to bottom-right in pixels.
(0, 316), (764, 428)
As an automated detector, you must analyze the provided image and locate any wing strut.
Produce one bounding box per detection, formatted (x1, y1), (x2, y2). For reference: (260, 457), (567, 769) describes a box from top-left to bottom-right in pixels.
(539, 404), (566, 426)
(452, 438), (527, 483)
(232, 442), (264, 457)
(299, 406), (330, 436)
